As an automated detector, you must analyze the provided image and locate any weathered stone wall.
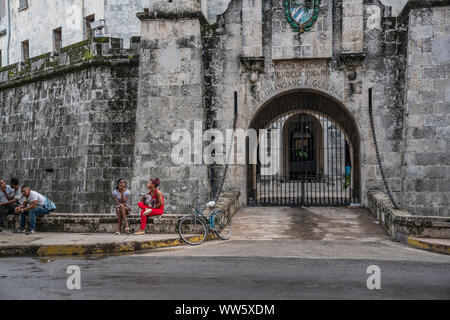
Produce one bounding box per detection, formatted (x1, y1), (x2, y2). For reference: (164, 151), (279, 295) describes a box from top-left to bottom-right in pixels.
(400, 2), (450, 216)
(368, 189), (450, 240)
(0, 0), (447, 219)
(363, 1), (408, 208)
(271, 0), (333, 59)
(342, 0), (364, 53)
(132, 0), (210, 215)
(242, 0), (263, 57)
(1, 0), (84, 66)
(0, 38), (138, 213)
(0, 0), (147, 67)
(104, 0), (150, 49)
(202, 0), (245, 203)
(202, 0), (409, 209)
(205, 0), (233, 22)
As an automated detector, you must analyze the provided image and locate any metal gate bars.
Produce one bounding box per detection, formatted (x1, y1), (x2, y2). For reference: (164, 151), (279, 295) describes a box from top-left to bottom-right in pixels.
(247, 90), (360, 206)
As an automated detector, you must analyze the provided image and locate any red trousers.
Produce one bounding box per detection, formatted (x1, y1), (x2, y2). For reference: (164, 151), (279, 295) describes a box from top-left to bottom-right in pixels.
(138, 202), (163, 230)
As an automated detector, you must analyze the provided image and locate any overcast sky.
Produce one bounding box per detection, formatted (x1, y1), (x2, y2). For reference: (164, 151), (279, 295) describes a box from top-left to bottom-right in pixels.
(380, 0), (408, 16)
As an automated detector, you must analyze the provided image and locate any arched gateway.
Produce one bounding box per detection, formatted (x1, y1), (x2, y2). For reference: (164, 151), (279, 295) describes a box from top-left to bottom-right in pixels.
(247, 89), (360, 206)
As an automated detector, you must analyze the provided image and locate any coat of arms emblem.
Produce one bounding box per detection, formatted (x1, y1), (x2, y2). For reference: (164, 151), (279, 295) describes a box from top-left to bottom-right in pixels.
(284, 0), (321, 33)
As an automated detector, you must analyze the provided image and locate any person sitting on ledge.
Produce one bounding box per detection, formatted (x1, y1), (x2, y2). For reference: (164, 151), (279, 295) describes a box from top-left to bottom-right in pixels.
(0, 179), (14, 232)
(134, 178), (164, 235)
(112, 178), (131, 235)
(14, 186), (50, 235)
(0, 178), (22, 232)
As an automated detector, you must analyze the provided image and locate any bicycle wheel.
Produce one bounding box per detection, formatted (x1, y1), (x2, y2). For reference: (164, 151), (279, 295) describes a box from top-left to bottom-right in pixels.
(178, 215), (207, 245)
(212, 211), (232, 240)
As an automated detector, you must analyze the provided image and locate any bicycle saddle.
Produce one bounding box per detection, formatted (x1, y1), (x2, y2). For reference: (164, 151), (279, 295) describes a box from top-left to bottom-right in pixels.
(206, 201), (216, 208)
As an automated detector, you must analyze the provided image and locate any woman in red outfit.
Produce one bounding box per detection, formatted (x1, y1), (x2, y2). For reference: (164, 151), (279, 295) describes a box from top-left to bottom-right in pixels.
(134, 178), (164, 235)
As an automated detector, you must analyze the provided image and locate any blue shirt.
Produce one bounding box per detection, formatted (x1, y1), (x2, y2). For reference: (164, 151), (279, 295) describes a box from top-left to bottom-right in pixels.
(0, 185), (13, 203)
(112, 189), (131, 206)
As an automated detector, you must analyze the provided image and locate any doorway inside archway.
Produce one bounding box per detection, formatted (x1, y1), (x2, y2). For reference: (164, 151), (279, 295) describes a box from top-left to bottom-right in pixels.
(247, 90), (360, 206)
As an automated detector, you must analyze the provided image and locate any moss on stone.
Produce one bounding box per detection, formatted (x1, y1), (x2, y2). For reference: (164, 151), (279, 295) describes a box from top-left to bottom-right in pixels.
(29, 52), (51, 62)
(83, 49), (95, 61)
(201, 23), (218, 36)
(0, 63), (18, 73)
(8, 70), (16, 79)
(49, 60), (59, 67)
(60, 39), (90, 52)
(93, 37), (110, 43)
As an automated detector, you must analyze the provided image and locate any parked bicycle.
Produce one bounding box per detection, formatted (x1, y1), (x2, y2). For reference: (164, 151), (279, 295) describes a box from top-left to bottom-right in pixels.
(178, 201), (232, 245)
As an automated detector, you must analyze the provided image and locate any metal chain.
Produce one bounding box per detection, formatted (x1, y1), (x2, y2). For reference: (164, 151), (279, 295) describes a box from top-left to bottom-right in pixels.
(368, 94), (399, 209)
(213, 103), (238, 203)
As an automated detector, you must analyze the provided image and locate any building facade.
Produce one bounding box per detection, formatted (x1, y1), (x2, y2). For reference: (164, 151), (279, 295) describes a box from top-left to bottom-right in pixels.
(0, 1), (407, 67)
(0, 0), (449, 217)
(0, 0), (152, 67)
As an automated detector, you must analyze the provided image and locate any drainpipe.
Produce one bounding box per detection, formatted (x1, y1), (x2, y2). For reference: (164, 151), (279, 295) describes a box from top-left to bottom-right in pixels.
(6, 0), (11, 65)
(81, 0), (84, 40)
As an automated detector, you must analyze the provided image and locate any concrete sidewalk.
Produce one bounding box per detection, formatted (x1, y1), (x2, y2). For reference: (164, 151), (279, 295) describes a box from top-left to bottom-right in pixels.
(233, 207), (450, 255)
(0, 230), (199, 257)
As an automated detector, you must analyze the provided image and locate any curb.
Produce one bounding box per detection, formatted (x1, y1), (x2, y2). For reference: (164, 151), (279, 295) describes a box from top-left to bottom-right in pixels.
(0, 235), (206, 257)
(406, 237), (450, 255)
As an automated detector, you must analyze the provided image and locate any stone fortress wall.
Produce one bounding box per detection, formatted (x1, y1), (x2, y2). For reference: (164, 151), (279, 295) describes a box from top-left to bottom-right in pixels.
(399, 1), (450, 216)
(0, 37), (139, 213)
(0, 0), (448, 216)
(200, 0), (448, 216)
(202, 0), (406, 209)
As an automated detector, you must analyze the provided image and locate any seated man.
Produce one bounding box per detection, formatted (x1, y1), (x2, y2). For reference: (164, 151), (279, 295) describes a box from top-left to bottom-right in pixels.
(0, 179), (14, 232)
(14, 186), (49, 234)
(0, 178), (22, 232)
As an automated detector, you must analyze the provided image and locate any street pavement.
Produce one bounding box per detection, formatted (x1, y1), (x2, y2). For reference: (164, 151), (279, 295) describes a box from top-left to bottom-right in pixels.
(1, 207), (449, 299)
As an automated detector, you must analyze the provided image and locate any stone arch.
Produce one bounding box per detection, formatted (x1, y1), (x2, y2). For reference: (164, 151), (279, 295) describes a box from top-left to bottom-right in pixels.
(246, 88), (361, 205)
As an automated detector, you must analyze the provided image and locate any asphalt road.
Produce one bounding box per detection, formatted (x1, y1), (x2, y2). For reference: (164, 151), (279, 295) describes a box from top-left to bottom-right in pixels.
(1, 207), (449, 300)
(0, 248), (449, 299)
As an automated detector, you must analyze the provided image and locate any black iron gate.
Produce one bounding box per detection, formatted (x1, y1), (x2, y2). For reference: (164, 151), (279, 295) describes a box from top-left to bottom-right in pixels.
(247, 91), (360, 206)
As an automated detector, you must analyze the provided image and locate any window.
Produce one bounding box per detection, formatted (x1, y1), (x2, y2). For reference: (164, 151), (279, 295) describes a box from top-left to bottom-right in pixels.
(18, 0), (28, 11)
(53, 27), (62, 52)
(21, 40), (29, 61)
(84, 14), (95, 40)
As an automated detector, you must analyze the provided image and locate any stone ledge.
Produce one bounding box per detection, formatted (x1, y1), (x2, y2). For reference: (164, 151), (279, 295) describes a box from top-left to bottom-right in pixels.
(0, 37), (139, 89)
(6, 213), (183, 234)
(202, 189), (241, 221)
(4, 189), (241, 234)
(367, 189), (450, 241)
(338, 52), (366, 67)
(402, 0), (450, 12)
(137, 0), (207, 24)
(398, 0), (450, 24)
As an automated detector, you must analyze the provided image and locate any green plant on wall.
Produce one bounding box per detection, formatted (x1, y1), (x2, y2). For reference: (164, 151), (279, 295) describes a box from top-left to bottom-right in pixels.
(83, 49), (95, 61)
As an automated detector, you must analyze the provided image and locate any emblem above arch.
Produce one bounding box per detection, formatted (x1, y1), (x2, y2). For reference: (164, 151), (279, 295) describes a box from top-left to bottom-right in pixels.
(273, 0), (332, 60)
(284, 0), (321, 33)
